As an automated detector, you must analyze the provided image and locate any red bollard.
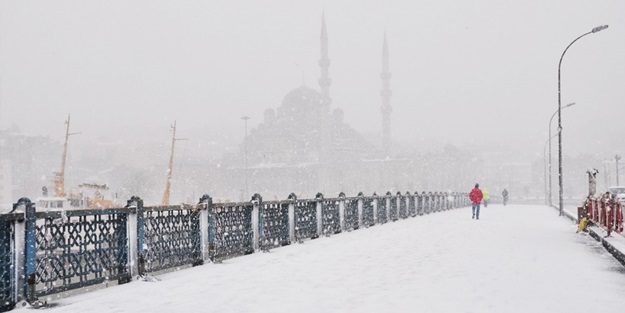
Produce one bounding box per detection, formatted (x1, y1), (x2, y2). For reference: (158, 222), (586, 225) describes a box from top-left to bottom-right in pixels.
(607, 204), (613, 237)
(601, 200), (607, 228)
(616, 202), (624, 233)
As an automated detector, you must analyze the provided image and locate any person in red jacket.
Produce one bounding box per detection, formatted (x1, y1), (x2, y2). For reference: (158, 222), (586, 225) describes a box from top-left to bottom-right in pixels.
(469, 183), (483, 219)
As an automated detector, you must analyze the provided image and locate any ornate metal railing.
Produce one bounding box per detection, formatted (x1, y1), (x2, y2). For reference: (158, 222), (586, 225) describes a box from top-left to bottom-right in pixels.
(434, 192), (441, 212)
(343, 195), (359, 231)
(388, 192), (398, 222)
(398, 192), (407, 219)
(209, 200), (254, 262)
(360, 193), (375, 227)
(33, 208), (129, 297)
(141, 204), (202, 273)
(377, 193), (388, 224)
(293, 197), (318, 242)
(408, 192), (416, 217)
(426, 192), (432, 214)
(259, 199), (290, 251)
(0, 190), (469, 312)
(416, 192), (424, 215)
(320, 195), (341, 236)
(0, 213), (20, 312)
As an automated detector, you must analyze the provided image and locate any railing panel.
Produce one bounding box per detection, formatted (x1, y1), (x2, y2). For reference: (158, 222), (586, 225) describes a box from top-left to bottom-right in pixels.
(0, 219), (16, 312)
(362, 198), (375, 227)
(321, 199), (341, 235)
(343, 198), (358, 231)
(389, 194), (398, 222)
(294, 199), (318, 241)
(377, 197), (388, 224)
(398, 194), (408, 219)
(142, 205), (201, 273)
(33, 209), (128, 297)
(408, 193), (417, 217)
(417, 193), (424, 215)
(260, 201), (290, 250)
(210, 203), (254, 261)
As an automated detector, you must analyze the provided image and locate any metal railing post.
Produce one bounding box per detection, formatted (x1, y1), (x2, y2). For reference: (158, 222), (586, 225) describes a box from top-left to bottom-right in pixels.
(130, 197), (146, 277)
(21, 198), (40, 305)
(372, 193), (378, 224)
(357, 192), (364, 228)
(338, 192), (346, 231)
(13, 213), (25, 306)
(252, 194), (262, 252)
(125, 196), (140, 278)
(288, 193), (296, 244)
(315, 193), (323, 237)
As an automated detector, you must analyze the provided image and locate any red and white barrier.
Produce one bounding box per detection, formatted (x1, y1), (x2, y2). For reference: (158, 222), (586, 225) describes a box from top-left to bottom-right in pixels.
(582, 193), (624, 237)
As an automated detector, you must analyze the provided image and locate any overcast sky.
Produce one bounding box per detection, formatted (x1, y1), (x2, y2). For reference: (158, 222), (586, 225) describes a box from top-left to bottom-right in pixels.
(1, 0), (623, 160)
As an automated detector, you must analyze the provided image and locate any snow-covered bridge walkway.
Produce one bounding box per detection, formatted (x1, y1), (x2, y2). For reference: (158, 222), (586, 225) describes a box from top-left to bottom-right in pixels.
(42, 204), (625, 313)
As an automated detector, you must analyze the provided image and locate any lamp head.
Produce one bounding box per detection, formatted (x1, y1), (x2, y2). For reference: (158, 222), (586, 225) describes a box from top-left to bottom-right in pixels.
(592, 25), (609, 33)
(564, 102), (576, 108)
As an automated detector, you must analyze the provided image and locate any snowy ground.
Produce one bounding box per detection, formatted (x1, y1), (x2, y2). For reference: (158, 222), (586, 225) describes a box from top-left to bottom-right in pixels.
(23, 204), (625, 313)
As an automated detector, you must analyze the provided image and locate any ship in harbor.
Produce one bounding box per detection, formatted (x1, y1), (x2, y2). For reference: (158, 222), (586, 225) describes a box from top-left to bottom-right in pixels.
(36, 115), (116, 210)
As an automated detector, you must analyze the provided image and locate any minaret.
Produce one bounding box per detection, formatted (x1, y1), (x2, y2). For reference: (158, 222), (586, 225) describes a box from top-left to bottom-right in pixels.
(318, 12), (332, 194)
(380, 32), (392, 157)
(319, 12), (332, 107)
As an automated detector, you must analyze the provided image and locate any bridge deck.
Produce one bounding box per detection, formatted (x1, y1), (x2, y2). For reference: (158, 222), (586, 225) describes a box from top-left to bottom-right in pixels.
(43, 204), (625, 313)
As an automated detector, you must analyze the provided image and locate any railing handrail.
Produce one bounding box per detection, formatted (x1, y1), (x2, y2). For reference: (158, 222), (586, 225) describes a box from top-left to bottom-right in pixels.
(0, 189), (470, 311)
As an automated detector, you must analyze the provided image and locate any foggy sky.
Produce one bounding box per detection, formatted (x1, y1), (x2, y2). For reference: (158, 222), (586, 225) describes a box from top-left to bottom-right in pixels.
(1, 0), (624, 161)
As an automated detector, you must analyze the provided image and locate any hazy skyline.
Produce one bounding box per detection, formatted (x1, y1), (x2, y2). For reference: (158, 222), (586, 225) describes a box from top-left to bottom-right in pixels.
(1, 1), (624, 161)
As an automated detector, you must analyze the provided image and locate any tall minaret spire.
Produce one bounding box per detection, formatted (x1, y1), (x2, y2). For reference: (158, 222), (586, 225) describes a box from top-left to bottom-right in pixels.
(381, 31), (392, 157)
(317, 12), (332, 194)
(319, 11), (332, 107)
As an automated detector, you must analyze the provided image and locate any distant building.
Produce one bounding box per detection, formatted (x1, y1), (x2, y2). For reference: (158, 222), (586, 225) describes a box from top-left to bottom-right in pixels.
(212, 14), (428, 200)
(0, 159), (12, 209)
(0, 126), (61, 204)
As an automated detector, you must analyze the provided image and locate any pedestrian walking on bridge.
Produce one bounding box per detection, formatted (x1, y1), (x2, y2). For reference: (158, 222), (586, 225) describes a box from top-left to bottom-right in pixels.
(469, 183), (483, 219)
(482, 187), (490, 207)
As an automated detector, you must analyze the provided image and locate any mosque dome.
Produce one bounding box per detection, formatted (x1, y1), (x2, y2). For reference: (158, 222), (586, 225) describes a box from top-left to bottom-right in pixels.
(277, 86), (323, 122)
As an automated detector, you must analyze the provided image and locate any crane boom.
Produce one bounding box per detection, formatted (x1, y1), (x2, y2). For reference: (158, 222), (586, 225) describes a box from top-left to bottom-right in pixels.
(162, 121), (187, 205)
(54, 114), (80, 197)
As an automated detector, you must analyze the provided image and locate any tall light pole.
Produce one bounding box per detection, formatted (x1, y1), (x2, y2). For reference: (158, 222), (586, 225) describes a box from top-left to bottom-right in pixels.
(548, 102), (575, 206)
(558, 24), (608, 216)
(544, 133), (559, 204)
(242, 116), (250, 200)
(616, 154), (621, 186)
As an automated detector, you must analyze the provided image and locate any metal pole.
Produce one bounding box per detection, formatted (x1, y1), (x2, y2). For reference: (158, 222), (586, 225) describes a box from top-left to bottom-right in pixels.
(604, 160), (609, 190)
(548, 103), (574, 207)
(616, 155), (621, 186)
(544, 134), (558, 205)
(557, 24), (607, 216)
(543, 137), (551, 204)
(548, 115), (553, 207)
(242, 116), (250, 200)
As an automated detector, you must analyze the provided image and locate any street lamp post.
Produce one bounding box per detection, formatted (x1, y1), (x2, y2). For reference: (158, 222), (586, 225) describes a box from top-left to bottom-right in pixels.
(557, 24), (608, 216)
(616, 154), (622, 186)
(548, 102), (575, 206)
(242, 116), (251, 200)
(544, 133), (559, 204)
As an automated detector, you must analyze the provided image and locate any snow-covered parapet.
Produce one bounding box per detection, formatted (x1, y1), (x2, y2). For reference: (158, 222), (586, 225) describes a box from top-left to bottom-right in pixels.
(587, 168), (599, 197)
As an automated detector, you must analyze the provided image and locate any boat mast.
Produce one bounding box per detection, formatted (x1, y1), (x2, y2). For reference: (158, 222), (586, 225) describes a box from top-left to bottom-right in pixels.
(162, 121), (187, 205)
(54, 114), (80, 197)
